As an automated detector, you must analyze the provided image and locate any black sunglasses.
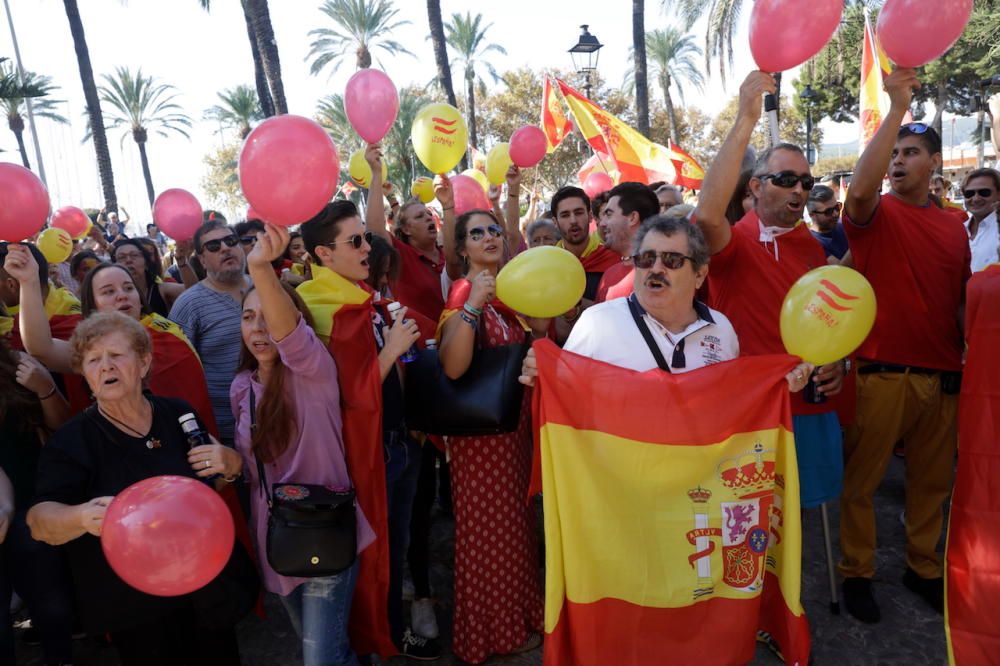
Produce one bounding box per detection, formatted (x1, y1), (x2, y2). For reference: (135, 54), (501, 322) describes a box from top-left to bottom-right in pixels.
(810, 203), (842, 217)
(963, 188), (995, 200)
(468, 224), (504, 242)
(201, 236), (239, 253)
(632, 250), (694, 270)
(759, 171), (815, 190)
(240, 235), (257, 245)
(324, 231), (373, 250)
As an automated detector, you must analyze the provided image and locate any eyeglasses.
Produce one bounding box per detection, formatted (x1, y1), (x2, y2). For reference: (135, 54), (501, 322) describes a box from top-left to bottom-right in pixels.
(240, 235), (257, 246)
(468, 224), (504, 241)
(323, 231), (373, 250)
(809, 203), (842, 217)
(201, 236), (239, 253)
(963, 188), (995, 199)
(759, 171), (816, 190)
(632, 250), (694, 270)
(901, 122), (930, 134)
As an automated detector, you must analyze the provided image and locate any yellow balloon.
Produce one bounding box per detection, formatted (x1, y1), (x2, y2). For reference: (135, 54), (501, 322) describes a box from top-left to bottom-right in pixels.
(779, 265), (877, 365)
(76, 220), (93, 241)
(411, 177), (435, 203)
(411, 103), (468, 174)
(37, 227), (73, 264)
(462, 169), (490, 193)
(348, 149), (387, 189)
(485, 143), (513, 185)
(496, 246), (586, 318)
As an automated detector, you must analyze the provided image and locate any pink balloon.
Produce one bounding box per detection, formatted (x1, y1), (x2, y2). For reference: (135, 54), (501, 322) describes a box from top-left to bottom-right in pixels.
(152, 189), (203, 242)
(51, 206), (91, 238)
(583, 172), (614, 199)
(749, 0), (843, 72)
(344, 69), (399, 144)
(451, 174), (491, 216)
(102, 476), (234, 597)
(877, 0), (973, 68)
(240, 115), (340, 228)
(509, 125), (547, 168)
(0, 163), (49, 241)
(246, 205), (261, 221)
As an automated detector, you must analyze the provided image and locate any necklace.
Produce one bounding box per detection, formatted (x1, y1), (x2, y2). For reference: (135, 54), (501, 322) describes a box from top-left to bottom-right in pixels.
(98, 402), (161, 450)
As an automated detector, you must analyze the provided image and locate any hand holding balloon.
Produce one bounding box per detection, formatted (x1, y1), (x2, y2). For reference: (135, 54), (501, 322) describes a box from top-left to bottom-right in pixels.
(467, 270), (496, 310)
(3, 244), (40, 286)
(434, 175), (454, 209)
(79, 497), (113, 537)
(246, 223), (290, 271)
(882, 68), (920, 113)
(738, 72), (777, 123)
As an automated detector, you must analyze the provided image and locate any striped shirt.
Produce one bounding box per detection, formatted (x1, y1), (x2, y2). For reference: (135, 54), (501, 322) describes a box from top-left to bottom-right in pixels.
(168, 282), (244, 441)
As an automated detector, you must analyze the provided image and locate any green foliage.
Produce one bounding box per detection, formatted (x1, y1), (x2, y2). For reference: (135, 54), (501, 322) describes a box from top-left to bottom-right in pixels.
(307, 0), (413, 76)
(704, 95), (823, 158)
(0, 65), (68, 125)
(94, 66), (191, 146)
(204, 85), (263, 139)
(200, 142), (245, 214)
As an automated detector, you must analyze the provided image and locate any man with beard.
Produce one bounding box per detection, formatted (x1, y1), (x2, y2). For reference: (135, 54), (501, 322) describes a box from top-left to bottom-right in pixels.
(168, 220), (250, 445)
(595, 182), (661, 302)
(838, 69), (971, 623)
(550, 186), (620, 302)
(960, 168), (1000, 272)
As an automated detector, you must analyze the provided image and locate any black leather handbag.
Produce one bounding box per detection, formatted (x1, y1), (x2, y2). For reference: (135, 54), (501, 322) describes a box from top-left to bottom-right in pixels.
(251, 389), (357, 578)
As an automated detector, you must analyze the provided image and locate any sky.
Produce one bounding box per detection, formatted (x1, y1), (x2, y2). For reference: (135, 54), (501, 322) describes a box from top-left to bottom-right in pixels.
(0, 0), (859, 229)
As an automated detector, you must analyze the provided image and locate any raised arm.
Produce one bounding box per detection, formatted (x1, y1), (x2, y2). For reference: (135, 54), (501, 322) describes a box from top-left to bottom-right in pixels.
(435, 175), (464, 279)
(844, 68), (919, 226)
(119, 207), (130, 224)
(439, 271), (493, 379)
(3, 245), (72, 374)
(694, 72), (775, 254)
(504, 165), (525, 251)
(172, 240), (200, 289)
(364, 143), (392, 243)
(245, 224), (298, 343)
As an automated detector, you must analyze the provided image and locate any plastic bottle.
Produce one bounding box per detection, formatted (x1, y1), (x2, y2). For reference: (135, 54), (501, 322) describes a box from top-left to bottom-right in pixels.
(386, 301), (418, 363)
(179, 413), (211, 449)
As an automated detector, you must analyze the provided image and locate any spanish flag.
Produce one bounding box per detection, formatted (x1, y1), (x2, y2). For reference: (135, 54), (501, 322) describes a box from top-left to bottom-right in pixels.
(533, 341), (810, 665)
(541, 77), (574, 153)
(297, 265), (396, 658)
(859, 13), (910, 151)
(946, 263), (1000, 665)
(6, 285), (82, 348)
(668, 139), (705, 191)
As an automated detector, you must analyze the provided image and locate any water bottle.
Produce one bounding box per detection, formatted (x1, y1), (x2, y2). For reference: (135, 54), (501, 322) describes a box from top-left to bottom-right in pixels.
(802, 370), (828, 404)
(386, 301), (418, 363)
(425, 339), (437, 351)
(179, 413), (211, 448)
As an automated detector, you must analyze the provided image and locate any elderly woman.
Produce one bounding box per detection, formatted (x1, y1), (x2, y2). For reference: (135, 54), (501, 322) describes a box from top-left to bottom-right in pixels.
(525, 219), (560, 248)
(112, 238), (184, 317)
(26, 313), (250, 664)
(437, 209), (550, 664)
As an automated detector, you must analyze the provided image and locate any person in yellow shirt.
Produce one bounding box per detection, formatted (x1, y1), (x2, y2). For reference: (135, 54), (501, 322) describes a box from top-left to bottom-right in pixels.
(0, 243), (81, 346)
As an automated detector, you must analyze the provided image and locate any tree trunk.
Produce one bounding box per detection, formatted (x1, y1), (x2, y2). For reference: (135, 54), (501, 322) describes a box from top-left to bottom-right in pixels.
(427, 0), (457, 108)
(632, 0), (650, 137)
(466, 72), (478, 152)
(932, 78), (946, 148)
(10, 115), (30, 169)
(246, 0), (287, 115)
(136, 136), (155, 207)
(241, 0), (274, 117)
(662, 74), (680, 145)
(63, 0), (117, 212)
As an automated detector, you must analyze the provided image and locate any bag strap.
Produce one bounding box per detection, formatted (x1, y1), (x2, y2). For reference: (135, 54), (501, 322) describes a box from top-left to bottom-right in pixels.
(249, 387), (273, 507)
(627, 294), (672, 373)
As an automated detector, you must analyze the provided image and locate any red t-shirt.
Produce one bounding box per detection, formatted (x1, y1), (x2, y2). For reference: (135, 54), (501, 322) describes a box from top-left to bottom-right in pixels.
(844, 193), (970, 371)
(390, 236), (446, 323)
(595, 261), (634, 302)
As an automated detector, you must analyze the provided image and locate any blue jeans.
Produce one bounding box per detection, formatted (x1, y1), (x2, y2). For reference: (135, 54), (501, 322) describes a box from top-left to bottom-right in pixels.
(383, 430), (421, 643)
(279, 560), (360, 666)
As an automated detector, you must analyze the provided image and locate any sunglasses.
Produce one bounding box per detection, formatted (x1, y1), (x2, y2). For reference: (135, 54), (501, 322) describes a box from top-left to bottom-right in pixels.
(963, 188), (995, 200)
(324, 231), (373, 250)
(810, 203), (842, 217)
(759, 171), (816, 190)
(468, 224), (504, 242)
(901, 122), (930, 134)
(240, 235), (257, 246)
(632, 250), (694, 270)
(201, 236), (239, 253)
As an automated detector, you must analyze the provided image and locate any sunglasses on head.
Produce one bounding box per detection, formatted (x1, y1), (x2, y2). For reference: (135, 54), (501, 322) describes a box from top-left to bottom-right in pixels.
(901, 122), (930, 134)
(963, 188), (995, 199)
(759, 171), (815, 190)
(468, 224), (504, 242)
(632, 250), (694, 270)
(810, 202), (842, 217)
(324, 231), (373, 250)
(201, 236), (239, 253)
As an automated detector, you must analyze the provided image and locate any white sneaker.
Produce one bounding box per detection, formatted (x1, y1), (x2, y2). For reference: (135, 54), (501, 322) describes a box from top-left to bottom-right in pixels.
(410, 598), (439, 639)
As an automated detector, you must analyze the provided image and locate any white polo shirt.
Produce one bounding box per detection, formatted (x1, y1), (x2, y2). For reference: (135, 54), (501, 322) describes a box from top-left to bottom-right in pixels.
(564, 296), (739, 373)
(968, 211), (999, 273)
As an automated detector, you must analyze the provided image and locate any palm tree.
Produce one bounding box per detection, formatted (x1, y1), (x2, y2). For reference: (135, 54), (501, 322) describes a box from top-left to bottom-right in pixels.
(199, 0), (277, 116)
(662, 0), (744, 80)
(644, 28), (705, 144)
(95, 67), (192, 206)
(63, 0), (117, 211)
(205, 85), (263, 140)
(426, 0), (458, 108)
(0, 67), (68, 169)
(316, 93), (364, 158)
(633, 0), (651, 137)
(307, 0), (414, 76)
(445, 12), (506, 151)
(383, 86), (428, 186)
(244, 0), (287, 114)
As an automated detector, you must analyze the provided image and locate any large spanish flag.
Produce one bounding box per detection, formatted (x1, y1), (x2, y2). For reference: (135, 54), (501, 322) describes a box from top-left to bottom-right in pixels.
(541, 77), (574, 153)
(533, 340), (810, 665)
(859, 13), (910, 151)
(945, 263), (1000, 665)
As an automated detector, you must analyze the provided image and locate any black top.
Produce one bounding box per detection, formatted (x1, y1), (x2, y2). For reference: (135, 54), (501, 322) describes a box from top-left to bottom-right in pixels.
(0, 412), (41, 510)
(31, 396), (209, 634)
(372, 303), (406, 435)
(147, 282), (171, 318)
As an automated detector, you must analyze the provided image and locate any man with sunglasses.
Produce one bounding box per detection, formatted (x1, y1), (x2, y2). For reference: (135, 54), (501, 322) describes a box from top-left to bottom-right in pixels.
(838, 68), (971, 623)
(168, 220), (250, 445)
(807, 185), (848, 261)
(960, 168), (1000, 272)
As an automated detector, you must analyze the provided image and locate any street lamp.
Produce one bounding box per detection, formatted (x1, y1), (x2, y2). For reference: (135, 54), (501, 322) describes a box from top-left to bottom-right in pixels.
(569, 24), (603, 99)
(800, 84), (818, 166)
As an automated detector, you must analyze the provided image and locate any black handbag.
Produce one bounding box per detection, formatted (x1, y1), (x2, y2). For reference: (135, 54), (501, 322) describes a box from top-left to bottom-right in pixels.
(250, 389), (357, 578)
(404, 312), (530, 436)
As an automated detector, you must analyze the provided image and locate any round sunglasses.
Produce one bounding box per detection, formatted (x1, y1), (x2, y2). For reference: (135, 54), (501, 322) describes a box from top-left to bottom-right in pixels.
(323, 231), (374, 250)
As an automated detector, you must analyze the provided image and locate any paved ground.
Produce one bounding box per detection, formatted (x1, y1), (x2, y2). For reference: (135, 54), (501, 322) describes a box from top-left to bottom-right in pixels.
(16, 456), (948, 665)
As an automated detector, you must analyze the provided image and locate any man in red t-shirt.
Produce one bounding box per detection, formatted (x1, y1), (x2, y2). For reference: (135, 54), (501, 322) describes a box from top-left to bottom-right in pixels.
(838, 69), (971, 624)
(594, 182), (660, 303)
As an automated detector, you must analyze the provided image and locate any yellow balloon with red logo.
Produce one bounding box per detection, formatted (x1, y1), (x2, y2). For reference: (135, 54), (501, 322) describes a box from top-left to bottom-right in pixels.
(485, 143), (513, 185)
(461, 168), (490, 194)
(347, 149), (387, 189)
(411, 177), (435, 203)
(780, 265), (877, 365)
(496, 246), (586, 318)
(37, 227), (73, 264)
(411, 103), (468, 174)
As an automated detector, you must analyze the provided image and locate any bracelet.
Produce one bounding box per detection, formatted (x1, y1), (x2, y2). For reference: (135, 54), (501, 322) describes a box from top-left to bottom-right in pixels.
(459, 312), (478, 329)
(442, 206), (454, 211)
(38, 386), (57, 401)
(221, 472), (240, 484)
(463, 302), (482, 317)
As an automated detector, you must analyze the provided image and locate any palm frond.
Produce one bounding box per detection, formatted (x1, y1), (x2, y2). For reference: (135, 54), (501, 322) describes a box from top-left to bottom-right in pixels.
(96, 66), (192, 140)
(307, 0), (414, 77)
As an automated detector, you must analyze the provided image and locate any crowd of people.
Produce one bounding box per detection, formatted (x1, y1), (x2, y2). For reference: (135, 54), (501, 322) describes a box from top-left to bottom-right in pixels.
(0, 67), (997, 665)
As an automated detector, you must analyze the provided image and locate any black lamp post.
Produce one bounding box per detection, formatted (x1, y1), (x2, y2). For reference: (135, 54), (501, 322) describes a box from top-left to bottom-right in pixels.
(800, 84), (818, 166)
(569, 24), (603, 99)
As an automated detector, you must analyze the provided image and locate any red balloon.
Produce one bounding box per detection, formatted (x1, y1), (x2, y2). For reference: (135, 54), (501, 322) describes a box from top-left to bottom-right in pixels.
(50, 206), (91, 239)
(451, 174), (491, 216)
(582, 172), (614, 199)
(509, 125), (547, 168)
(0, 163), (50, 242)
(749, 0), (842, 72)
(152, 189), (203, 242)
(246, 205), (261, 222)
(239, 115), (340, 228)
(344, 69), (399, 144)
(102, 475), (234, 597)
(877, 0), (973, 68)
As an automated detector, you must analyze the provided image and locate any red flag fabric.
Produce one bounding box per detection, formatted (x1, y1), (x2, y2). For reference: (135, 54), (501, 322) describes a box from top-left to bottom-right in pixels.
(541, 78), (574, 153)
(667, 139), (705, 190)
